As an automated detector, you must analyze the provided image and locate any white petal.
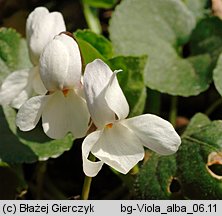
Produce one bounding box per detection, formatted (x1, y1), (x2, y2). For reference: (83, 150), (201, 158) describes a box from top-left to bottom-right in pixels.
(42, 90), (90, 139)
(39, 34), (81, 91)
(82, 130), (104, 177)
(91, 122), (144, 174)
(26, 7), (66, 65)
(105, 71), (129, 120)
(8, 67), (47, 108)
(10, 87), (32, 109)
(83, 59), (120, 128)
(75, 78), (85, 98)
(55, 34), (82, 88)
(26, 7), (49, 42)
(122, 114), (181, 155)
(39, 38), (69, 91)
(16, 95), (50, 131)
(29, 66), (46, 95)
(0, 69), (30, 107)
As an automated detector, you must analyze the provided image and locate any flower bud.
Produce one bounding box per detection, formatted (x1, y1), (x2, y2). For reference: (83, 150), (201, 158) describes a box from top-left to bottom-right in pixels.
(39, 33), (82, 92)
(26, 7), (66, 65)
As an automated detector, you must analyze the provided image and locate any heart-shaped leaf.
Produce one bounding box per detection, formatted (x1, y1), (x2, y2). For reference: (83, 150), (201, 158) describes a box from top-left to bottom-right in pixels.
(109, 0), (212, 96)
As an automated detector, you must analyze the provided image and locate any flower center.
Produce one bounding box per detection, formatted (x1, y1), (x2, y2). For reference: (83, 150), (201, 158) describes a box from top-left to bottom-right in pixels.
(105, 123), (113, 129)
(62, 89), (69, 97)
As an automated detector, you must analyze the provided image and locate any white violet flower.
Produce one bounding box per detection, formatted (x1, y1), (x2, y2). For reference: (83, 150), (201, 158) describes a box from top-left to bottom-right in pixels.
(0, 7), (66, 108)
(16, 33), (90, 139)
(82, 59), (181, 177)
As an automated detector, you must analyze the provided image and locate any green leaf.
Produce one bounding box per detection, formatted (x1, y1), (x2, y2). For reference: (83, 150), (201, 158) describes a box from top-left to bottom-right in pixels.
(0, 106), (74, 163)
(178, 113), (222, 199)
(190, 17), (222, 69)
(196, 17), (222, 95)
(82, 4), (102, 34)
(213, 52), (222, 96)
(17, 39), (32, 70)
(186, 53), (212, 85)
(188, 17), (222, 96)
(135, 113), (222, 199)
(110, 0), (195, 50)
(75, 29), (113, 59)
(183, 0), (209, 21)
(75, 37), (107, 68)
(179, 119), (222, 199)
(110, 0), (212, 96)
(0, 28), (20, 68)
(0, 28), (31, 81)
(0, 58), (10, 81)
(83, 0), (117, 9)
(109, 55), (147, 116)
(182, 112), (211, 136)
(135, 153), (179, 199)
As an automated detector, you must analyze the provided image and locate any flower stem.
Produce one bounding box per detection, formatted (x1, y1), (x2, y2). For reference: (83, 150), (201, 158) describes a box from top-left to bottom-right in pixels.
(169, 96), (178, 127)
(205, 97), (222, 116)
(36, 161), (47, 199)
(82, 0), (102, 34)
(81, 153), (96, 200)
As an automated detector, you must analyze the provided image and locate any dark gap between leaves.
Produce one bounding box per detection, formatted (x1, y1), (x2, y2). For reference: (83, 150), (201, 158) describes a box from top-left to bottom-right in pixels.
(169, 178), (181, 193)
